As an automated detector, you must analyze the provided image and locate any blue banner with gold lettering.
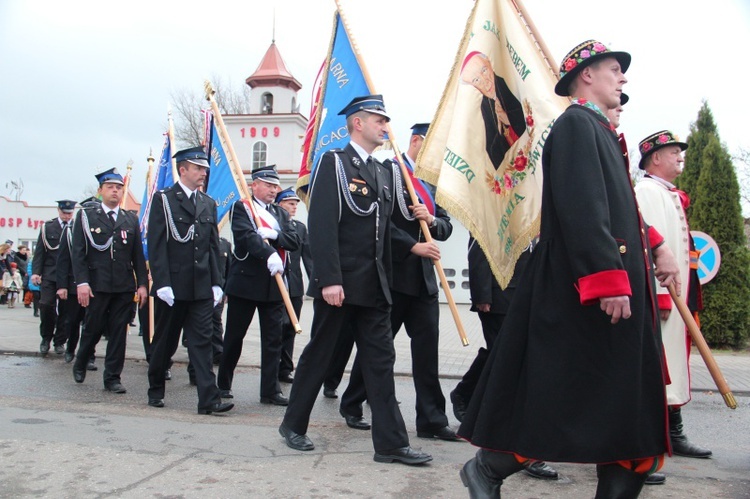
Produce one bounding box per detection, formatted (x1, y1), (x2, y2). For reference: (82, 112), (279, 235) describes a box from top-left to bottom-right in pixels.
(205, 112), (241, 223)
(296, 11), (371, 202)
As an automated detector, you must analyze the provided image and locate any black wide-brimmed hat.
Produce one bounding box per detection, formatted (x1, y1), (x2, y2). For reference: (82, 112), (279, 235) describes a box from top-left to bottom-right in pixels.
(555, 40), (631, 97)
(638, 130), (688, 170)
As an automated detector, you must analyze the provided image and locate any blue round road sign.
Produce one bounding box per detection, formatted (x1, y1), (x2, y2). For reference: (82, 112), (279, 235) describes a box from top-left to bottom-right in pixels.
(691, 231), (721, 284)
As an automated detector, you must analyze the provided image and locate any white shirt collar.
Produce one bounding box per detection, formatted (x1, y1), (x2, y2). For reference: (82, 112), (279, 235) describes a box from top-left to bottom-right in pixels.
(646, 174), (676, 190)
(349, 140), (372, 164)
(178, 181), (196, 198)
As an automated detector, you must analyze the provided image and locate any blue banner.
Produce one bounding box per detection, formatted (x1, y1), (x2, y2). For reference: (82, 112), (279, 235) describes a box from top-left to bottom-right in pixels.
(155, 134), (175, 191)
(205, 114), (241, 223)
(296, 11), (372, 199)
(139, 134), (173, 261)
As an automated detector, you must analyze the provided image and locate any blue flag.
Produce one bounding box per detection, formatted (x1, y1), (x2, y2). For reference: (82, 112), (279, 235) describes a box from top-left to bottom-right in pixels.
(138, 134), (173, 261)
(205, 112), (241, 223)
(155, 134), (175, 191)
(296, 11), (372, 201)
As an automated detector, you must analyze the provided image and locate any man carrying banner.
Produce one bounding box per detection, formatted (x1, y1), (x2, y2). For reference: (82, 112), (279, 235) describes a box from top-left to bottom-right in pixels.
(457, 41), (680, 497)
(339, 122), (457, 441)
(71, 169), (148, 393)
(146, 147), (232, 415)
(218, 166), (300, 405)
(635, 131), (712, 460)
(280, 95), (431, 465)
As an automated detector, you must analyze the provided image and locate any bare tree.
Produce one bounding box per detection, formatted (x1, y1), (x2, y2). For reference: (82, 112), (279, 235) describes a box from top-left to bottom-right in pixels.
(169, 74), (252, 147)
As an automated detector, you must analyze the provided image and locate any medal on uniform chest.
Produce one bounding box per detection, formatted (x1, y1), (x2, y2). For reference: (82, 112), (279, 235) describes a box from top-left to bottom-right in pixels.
(361, 187), (368, 195)
(349, 183), (357, 192)
(95, 227), (101, 234)
(121, 230), (128, 244)
(352, 157), (361, 166)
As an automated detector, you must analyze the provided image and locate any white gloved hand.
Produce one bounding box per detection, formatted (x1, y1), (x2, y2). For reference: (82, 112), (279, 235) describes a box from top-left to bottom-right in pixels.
(257, 227), (278, 240)
(156, 286), (175, 307)
(267, 252), (284, 276)
(212, 285), (223, 307)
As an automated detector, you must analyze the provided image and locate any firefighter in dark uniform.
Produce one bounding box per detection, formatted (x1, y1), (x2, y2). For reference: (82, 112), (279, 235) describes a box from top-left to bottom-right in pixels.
(218, 165), (300, 404)
(146, 147), (232, 415)
(340, 123), (457, 441)
(280, 95), (431, 465)
(31, 199), (76, 354)
(71, 169), (148, 393)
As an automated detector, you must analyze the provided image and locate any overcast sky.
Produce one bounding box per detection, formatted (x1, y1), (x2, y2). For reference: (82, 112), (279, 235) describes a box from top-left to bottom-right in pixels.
(1, 0), (748, 211)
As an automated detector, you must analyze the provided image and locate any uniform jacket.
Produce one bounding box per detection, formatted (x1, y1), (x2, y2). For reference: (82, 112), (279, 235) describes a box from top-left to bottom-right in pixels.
(224, 198), (300, 302)
(306, 143), (395, 306)
(635, 175), (693, 405)
(147, 184), (221, 301)
(218, 237), (232, 289)
(467, 237), (530, 314)
(32, 218), (66, 283)
(459, 105), (668, 463)
(56, 226), (78, 294)
(285, 219), (312, 298)
(389, 156), (452, 297)
(71, 206), (147, 293)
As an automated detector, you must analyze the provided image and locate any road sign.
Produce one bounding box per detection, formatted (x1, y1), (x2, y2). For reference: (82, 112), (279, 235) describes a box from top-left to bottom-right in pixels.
(691, 231), (721, 284)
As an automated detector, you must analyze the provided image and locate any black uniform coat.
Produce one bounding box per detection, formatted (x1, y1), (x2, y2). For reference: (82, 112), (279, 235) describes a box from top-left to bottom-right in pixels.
(147, 185), (221, 299)
(32, 218), (65, 285)
(458, 105), (668, 463)
(306, 144), (394, 306)
(56, 227), (78, 295)
(285, 219), (312, 298)
(71, 207), (147, 293)
(224, 199), (300, 302)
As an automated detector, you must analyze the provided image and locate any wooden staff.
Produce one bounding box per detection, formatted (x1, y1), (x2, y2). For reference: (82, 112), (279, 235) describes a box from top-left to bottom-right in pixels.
(145, 152), (156, 343)
(204, 80), (302, 334)
(668, 283), (737, 409)
(511, 0), (560, 78)
(335, 1), (469, 346)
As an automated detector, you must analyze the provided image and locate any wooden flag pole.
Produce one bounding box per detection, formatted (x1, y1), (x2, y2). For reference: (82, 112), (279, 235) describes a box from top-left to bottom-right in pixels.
(668, 283), (737, 409)
(167, 106), (180, 180)
(144, 152), (156, 343)
(335, 0), (469, 346)
(510, 0), (559, 78)
(204, 80), (302, 334)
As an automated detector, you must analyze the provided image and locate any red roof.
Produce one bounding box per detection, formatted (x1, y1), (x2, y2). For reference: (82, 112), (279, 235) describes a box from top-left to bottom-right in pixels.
(246, 42), (302, 91)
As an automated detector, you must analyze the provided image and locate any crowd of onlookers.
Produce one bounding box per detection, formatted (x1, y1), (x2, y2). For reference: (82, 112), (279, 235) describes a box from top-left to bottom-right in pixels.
(1, 239), (39, 314)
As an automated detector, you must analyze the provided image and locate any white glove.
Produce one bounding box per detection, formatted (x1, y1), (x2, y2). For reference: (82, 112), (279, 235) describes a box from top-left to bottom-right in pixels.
(257, 227), (278, 240)
(267, 252), (284, 276)
(212, 285), (223, 307)
(156, 286), (175, 307)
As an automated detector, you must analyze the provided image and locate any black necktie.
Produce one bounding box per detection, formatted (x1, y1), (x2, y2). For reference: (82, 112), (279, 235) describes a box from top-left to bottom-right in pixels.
(108, 211), (116, 224)
(189, 192), (196, 205)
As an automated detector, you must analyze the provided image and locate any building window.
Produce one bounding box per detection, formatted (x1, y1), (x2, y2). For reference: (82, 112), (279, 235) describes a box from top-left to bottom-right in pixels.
(253, 141), (268, 169)
(261, 93), (273, 114)
(291, 96), (298, 113)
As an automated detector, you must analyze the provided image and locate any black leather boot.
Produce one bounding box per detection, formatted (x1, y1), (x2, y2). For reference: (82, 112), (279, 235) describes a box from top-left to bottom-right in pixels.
(669, 407), (712, 458)
(460, 449), (523, 498)
(595, 464), (647, 499)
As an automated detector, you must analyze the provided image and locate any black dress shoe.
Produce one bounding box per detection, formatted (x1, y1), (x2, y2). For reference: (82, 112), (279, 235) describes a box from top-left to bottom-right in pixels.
(450, 389), (468, 423)
(86, 361), (98, 371)
(64, 352), (74, 363)
(197, 402), (234, 415)
(219, 389), (233, 399)
(105, 383), (127, 394)
(340, 408), (371, 430)
(260, 393), (289, 406)
(148, 398), (165, 408)
(644, 472), (666, 485)
(278, 373), (294, 384)
(323, 387), (338, 399)
(524, 461), (559, 480)
(164, 369), (172, 381)
(374, 446), (432, 465)
(40, 340), (50, 354)
(279, 423), (314, 451)
(73, 367), (86, 383)
(417, 426), (460, 441)
(54, 345), (65, 355)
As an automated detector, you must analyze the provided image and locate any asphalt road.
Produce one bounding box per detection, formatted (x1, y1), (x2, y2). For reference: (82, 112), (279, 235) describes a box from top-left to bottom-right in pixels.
(0, 353), (748, 498)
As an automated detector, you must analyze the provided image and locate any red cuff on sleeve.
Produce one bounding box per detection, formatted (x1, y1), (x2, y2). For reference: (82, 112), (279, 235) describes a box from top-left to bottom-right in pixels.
(657, 294), (672, 310)
(576, 269), (632, 305)
(648, 226), (664, 249)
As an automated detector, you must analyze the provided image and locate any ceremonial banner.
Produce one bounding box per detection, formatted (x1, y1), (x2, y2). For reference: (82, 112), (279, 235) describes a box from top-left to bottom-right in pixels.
(139, 134), (173, 261)
(204, 111), (242, 224)
(416, 0), (568, 288)
(295, 10), (371, 202)
(137, 161), (155, 260)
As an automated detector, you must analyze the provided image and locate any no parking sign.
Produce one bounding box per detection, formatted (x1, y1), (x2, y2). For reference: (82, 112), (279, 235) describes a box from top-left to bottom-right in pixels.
(691, 231), (721, 284)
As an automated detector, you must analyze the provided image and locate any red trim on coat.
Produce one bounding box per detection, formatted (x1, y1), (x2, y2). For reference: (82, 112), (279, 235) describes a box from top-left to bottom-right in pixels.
(576, 269), (631, 305)
(648, 226), (664, 249)
(657, 294), (672, 310)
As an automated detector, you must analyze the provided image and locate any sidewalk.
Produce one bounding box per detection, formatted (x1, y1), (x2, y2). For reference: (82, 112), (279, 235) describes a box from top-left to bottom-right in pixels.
(1, 300), (748, 395)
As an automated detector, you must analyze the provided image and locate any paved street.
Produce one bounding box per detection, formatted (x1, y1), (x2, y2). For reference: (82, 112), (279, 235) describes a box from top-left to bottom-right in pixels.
(0, 302), (749, 497)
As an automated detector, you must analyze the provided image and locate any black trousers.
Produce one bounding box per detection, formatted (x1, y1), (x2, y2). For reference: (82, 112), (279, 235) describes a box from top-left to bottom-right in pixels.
(218, 294), (284, 398)
(186, 300), (225, 379)
(453, 311), (505, 401)
(341, 290), (448, 431)
(74, 291), (133, 386)
(39, 280), (66, 346)
(148, 298), (220, 410)
(279, 295), (303, 377)
(283, 297), (409, 453)
(58, 294), (86, 355)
